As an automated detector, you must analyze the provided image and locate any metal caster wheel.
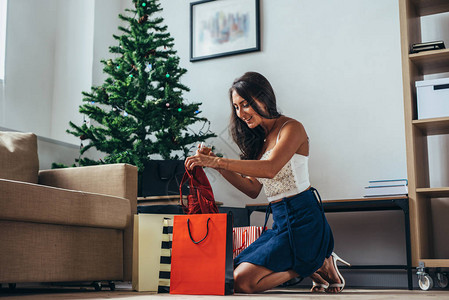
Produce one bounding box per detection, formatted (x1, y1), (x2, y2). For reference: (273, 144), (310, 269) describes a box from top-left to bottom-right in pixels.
(108, 281), (116, 291)
(419, 274), (434, 291)
(437, 273), (449, 288)
(92, 281), (102, 291)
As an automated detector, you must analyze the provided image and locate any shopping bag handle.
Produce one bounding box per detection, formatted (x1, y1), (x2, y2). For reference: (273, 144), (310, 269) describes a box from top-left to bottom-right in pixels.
(187, 218), (211, 244)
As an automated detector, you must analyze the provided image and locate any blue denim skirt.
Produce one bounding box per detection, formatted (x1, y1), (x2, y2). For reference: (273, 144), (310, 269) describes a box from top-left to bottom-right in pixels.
(234, 188), (334, 278)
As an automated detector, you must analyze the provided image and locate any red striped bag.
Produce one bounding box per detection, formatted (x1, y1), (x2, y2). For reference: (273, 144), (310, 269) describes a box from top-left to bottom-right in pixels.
(232, 226), (265, 259)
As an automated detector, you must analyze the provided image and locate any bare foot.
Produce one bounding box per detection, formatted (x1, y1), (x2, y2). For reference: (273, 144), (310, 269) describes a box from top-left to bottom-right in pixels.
(309, 272), (328, 293)
(316, 256), (342, 293)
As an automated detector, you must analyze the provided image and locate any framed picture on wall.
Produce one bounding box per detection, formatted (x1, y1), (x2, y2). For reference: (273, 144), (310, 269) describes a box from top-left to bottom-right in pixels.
(190, 0), (260, 62)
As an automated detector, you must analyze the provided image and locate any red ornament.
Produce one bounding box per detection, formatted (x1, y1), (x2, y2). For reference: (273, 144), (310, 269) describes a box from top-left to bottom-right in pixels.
(80, 134), (87, 140)
(138, 14), (148, 24)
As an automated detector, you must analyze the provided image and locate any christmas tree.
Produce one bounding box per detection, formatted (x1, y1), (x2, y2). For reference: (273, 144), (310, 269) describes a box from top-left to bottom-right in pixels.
(65, 0), (215, 172)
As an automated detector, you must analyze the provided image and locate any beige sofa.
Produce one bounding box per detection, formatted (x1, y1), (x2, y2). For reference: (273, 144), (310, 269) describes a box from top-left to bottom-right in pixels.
(0, 131), (137, 288)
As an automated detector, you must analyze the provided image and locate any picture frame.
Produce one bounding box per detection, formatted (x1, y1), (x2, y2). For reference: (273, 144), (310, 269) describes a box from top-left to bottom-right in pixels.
(190, 0), (260, 62)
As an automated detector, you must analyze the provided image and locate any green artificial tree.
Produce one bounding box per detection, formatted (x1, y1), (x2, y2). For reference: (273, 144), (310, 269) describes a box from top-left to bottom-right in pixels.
(64, 0), (215, 173)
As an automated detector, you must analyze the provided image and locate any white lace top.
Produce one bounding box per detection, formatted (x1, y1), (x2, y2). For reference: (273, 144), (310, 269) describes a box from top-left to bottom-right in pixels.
(257, 121), (311, 202)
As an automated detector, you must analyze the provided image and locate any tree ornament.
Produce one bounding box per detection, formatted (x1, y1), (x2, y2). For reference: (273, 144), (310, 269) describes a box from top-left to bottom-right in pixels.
(195, 110), (199, 114)
(166, 103), (170, 107)
(107, 59), (113, 66)
(166, 73), (170, 78)
(80, 134), (87, 140)
(124, 111), (129, 116)
(142, 2), (146, 7)
(138, 15), (148, 24)
(178, 108), (182, 112)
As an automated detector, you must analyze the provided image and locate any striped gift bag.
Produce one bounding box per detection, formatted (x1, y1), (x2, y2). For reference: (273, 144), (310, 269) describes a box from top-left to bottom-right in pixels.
(158, 218), (173, 293)
(132, 214), (174, 292)
(232, 226), (265, 259)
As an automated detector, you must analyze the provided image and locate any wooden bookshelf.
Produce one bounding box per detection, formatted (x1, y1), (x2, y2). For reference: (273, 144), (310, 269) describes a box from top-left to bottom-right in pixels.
(411, 0), (449, 16)
(420, 259), (449, 268)
(413, 117), (449, 135)
(399, 0), (449, 289)
(409, 49), (449, 75)
(416, 187), (449, 198)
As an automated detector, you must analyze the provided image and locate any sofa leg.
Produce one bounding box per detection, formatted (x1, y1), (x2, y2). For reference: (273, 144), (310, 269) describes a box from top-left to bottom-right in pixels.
(91, 281), (102, 291)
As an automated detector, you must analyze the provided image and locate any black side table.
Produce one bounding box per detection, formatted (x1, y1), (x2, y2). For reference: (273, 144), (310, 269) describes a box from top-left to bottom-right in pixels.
(246, 196), (412, 290)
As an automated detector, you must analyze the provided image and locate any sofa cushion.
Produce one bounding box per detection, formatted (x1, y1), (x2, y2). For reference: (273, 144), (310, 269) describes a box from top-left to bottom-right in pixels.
(0, 179), (130, 229)
(0, 132), (39, 184)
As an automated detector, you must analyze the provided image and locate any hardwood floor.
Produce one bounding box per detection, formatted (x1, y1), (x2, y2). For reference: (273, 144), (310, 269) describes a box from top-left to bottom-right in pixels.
(1, 283), (448, 300)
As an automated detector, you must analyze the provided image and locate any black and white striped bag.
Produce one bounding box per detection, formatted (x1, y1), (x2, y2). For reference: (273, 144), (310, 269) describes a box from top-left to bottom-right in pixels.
(158, 218), (173, 293)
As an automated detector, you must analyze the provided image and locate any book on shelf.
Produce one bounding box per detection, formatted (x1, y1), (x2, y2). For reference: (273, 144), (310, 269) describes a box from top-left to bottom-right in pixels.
(368, 179), (408, 187)
(364, 185), (408, 197)
(410, 40), (445, 54)
(363, 178), (408, 197)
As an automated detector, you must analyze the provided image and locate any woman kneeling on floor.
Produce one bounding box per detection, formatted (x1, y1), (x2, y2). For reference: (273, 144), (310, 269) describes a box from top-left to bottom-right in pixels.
(185, 71), (350, 294)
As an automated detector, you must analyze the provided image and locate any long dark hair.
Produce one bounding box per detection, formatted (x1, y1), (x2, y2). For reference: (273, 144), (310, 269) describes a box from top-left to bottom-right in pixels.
(229, 72), (281, 160)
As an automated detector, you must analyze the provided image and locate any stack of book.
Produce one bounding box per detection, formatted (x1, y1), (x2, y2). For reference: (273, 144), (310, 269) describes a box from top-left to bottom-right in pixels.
(410, 41), (445, 53)
(364, 179), (408, 197)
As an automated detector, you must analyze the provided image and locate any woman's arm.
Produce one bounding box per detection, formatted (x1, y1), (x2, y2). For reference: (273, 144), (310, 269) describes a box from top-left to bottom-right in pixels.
(194, 147), (263, 198)
(217, 169), (263, 199)
(186, 120), (308, 179)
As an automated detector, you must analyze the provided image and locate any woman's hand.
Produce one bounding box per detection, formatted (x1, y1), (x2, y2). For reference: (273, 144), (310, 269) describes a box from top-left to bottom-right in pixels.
(185, 144), (221, 170)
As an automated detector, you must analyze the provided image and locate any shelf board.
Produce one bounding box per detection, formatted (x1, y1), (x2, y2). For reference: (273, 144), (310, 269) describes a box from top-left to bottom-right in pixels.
(409, 49), (449, 75)
(411, 0), (449, 16)
(416, 187), (449, 197)
(413, 117), (449, 135)
(420, 259), (449, 268)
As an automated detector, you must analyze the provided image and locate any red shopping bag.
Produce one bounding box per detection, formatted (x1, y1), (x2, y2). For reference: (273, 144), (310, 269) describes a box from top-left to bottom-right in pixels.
(170, 213), (234, 295)
(179, 166), (218, 214)
(233, 226), (265, 259)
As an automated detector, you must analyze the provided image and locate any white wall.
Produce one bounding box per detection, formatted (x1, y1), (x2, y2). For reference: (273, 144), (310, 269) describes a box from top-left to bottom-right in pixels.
(0, 0), (124, 145)
(92, 0), (128, 86)
(50, 0), (95, 142)
(2, 0), (58, 136)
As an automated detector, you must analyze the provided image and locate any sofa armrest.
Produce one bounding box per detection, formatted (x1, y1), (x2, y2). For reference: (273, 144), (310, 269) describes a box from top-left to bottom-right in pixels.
(38, 164), (137, 205)
(39, 163), (138, 281)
